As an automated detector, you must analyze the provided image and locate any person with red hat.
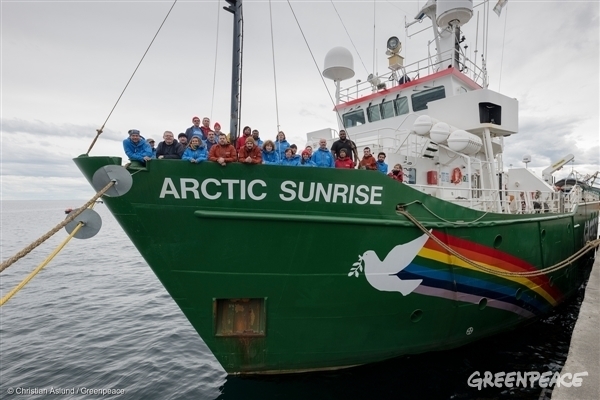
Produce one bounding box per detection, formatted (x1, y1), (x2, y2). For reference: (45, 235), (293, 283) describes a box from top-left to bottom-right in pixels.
(213, 122), (224, 137)
(299, 150), (316, 167)
(184, 116), (202, 142)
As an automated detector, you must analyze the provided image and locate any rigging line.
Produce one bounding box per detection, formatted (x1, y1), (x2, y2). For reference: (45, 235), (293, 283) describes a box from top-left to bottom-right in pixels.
(233, 4), (245, 139)
(329, 0), (368, 74)
(484, 0), (490, 67)
(210, 0), (222, 120)
(285, 0), (344, 129)
(269, 0), (281, 132)
(90, 0), (178, 152)
(372, 0), (376, 74)
(498, 3), (508, 92)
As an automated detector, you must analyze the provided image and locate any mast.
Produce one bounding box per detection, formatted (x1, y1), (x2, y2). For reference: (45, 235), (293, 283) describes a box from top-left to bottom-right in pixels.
(225, 0), (243, 144)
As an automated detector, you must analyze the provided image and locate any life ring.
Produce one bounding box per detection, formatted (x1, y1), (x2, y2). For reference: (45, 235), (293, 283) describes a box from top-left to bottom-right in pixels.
(451, 167), (462, 184)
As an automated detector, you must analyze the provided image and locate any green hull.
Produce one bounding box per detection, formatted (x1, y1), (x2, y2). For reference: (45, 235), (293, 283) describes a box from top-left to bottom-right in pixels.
(74, 155), (598, 374)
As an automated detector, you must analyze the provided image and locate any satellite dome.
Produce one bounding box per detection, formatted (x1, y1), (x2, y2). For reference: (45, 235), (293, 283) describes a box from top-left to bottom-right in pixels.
(436, 0), (473, 28)
(323, 47), (355, 81)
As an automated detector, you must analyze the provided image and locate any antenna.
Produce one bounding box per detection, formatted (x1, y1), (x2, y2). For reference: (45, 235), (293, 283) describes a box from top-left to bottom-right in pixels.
(522, 154), (531, 169)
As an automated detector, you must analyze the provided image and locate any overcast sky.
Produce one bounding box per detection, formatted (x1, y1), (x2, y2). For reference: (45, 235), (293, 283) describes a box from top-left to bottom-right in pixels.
(1, 0), (598, 200)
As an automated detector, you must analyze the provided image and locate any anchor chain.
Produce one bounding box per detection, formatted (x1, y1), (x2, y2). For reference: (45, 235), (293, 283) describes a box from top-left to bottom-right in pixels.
(0, 180), (115, 273)
(396, 208), (599, 278)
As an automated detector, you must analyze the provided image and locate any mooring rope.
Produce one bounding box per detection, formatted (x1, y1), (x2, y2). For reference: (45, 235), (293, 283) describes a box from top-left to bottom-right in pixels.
(0, 181), (115, 273)
(397, 207), (600, 278)
(0, 214), (87, 307)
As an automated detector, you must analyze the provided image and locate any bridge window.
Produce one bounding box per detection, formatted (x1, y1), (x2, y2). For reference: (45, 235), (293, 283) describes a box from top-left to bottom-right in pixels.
(394, 96), (409, 115)
(342, 109), (366, 127)
(381, 101), (395, 119)
(367, 104), (382, 122)
(411, 86), (446, 111)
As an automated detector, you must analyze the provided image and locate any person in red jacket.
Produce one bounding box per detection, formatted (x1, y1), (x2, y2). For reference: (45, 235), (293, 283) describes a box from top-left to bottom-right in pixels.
(388, 163), (404, 182)
(334, 148), (355, 169)
(209, 133), (238, 166)
(236, 126), (252, 151)
(238, 137), (262, 164)
(358, 147), (377, 170)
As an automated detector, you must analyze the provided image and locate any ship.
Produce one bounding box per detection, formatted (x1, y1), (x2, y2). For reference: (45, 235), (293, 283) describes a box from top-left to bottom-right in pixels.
(73, 0), (599, 374)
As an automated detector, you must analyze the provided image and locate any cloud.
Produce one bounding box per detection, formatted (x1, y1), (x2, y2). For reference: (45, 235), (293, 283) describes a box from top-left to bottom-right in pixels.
(2, 118), (123, 141)
(1, 0), (598, 200)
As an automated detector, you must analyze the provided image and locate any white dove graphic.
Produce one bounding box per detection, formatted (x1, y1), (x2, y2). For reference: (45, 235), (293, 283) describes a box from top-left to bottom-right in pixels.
(355, 232), (430, 296)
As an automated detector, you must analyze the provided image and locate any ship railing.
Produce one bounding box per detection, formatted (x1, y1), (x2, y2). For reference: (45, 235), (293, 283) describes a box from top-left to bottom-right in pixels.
(500, 190), (567, 214)
(339, 47), (487, 103)
(409, 184), (567, 215)
(564, 185), (583, 211)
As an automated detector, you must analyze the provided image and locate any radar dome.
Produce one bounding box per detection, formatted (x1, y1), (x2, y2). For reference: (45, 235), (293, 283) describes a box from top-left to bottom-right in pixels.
(436, 0), (473, 28)
(323, 47), (355, 81)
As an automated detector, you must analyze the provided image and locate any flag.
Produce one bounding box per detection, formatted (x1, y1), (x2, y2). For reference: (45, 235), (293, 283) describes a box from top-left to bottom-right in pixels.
(493, 0), (508, 16)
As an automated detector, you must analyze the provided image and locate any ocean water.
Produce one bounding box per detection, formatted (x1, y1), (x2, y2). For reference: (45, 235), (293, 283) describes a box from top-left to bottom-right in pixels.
(0, 200), (590, 399)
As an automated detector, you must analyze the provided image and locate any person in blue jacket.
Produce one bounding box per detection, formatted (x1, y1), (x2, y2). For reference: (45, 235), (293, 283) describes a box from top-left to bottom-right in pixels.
(262, 140), (280, 165)
(376, 152), (388, 174)
(299, 150), (316, 167)
(123, 129), (153, 163)
(182, 135), (208, 163)
(280, 148), (299, 166)
(274, 131), (290, 160)
(311, 139), (335, 168)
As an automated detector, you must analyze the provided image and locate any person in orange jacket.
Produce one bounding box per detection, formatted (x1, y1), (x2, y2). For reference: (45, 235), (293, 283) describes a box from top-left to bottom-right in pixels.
(238, 137), (262, 164)
(209, 133), (238, 166)
(358, 147), (377, 170)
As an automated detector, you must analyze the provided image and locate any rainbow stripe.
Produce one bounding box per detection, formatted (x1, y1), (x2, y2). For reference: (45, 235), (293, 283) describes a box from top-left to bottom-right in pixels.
(399, 231), (563, 318)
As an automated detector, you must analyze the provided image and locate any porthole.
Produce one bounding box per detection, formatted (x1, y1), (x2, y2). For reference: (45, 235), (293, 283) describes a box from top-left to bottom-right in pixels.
(478, 298), (488, 310)
(541, 229), (546, 239)
(493, 235), (502, 249)
(410, 309), (423, 323)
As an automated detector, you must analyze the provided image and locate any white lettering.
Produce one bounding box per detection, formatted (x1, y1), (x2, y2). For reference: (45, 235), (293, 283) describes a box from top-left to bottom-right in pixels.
(467, 370), (588, 390)
(298, 182), (315, 202)
(539, 371), (552, 387)
(515, 372), (527, 387)
(222, 179), (239, 200)
(348, 184), (355, 204)
(355, 185), (369, 205)
(493, 371), (505, 387)
(572, 371), (588, 387)
(527, 372), (540, 386)
(159, 178), (385, 205)
(482, 371), (494, 388)
(160, 178), (180, 199)
(467, 371), (481, 390)
(248, 180), (267, 201)
(240, 180), (246, 200)
(280, 181), (296, 201)
(370, 186), (383, 205)
(557, 372), (570, 387)
(201, 178), (221, 200)
(315, 183), (332, 202)
(504, 372), (515, 387)
(333, 184), (348, 204)
(180, 178), (200, 199)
